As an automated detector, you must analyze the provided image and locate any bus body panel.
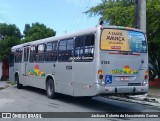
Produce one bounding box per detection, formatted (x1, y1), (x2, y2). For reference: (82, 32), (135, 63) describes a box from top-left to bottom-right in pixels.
(72, 61), (95, 96)
(94, 84), (148, 95)
(27, 63), (46, 89)
(9, 26), (148, 97)
(96, 28), (148, 95)
(55, 62), (74, 96)
(100, 52), (148, 86)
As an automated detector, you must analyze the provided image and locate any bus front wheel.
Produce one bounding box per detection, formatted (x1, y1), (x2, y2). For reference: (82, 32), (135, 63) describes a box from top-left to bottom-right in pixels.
(46, 79), (57, 99)
(15, 75), (23, 89)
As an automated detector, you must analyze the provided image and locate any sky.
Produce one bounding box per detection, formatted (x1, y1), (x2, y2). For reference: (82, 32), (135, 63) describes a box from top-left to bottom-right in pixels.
(0, 0), (102, 36)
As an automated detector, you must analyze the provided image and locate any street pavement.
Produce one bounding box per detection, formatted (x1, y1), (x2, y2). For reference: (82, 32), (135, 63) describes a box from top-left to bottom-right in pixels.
(0, 81), (9, 89)
(0, 81), (160, 121)
(1, 81), (160, 104)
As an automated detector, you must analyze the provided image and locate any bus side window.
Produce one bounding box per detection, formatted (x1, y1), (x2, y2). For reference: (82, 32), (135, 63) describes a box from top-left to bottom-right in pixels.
(9, 53), (14, 67)
(74, 34), (94, 61)
(74, 36), (85, 58)
(58, 40), (67, 61)
(24, 47), (29, 62)
(84, 34), (95, 58)
(52, 42), (58, 61)
(15, 48), (22, 63)
(58, 38), (73, 62)
(66, 38), (74, 61)
(30, 46), (36, 62)
(46, 42), (53, 62)
(45, 41), (57, 62)
(36, 44), (45, 62)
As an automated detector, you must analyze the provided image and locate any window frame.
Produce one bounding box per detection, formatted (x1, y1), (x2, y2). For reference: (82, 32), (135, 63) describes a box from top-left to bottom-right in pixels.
(24, 47), (30, 62)
(74, 34), (95, 62)
(45, 41), (58, 62)
(35, 44), (45, 63)
(58, 38), (74, 62)
(15, 48), (23, 63)
(29, 46), (36, 63)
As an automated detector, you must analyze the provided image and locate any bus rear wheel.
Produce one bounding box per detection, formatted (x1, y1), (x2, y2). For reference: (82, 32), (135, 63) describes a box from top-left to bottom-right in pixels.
(15, 75), (23, 89)
(46, 79), (57, 99)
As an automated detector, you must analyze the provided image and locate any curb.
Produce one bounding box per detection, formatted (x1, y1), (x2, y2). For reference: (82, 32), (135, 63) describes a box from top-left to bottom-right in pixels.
(0, 84), (10, 90)
(105, 95), (160, 108)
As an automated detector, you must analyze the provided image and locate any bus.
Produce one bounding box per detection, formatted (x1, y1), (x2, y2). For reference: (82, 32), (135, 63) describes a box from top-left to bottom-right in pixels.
(9, 25), (148, 99)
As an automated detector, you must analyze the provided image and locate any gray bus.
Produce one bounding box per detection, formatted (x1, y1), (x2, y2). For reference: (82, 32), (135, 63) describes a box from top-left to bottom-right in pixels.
(9, 25), (148, 99)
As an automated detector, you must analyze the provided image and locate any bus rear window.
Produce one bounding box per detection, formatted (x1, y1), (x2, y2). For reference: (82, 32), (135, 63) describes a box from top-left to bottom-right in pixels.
(100, 29), (147, 53)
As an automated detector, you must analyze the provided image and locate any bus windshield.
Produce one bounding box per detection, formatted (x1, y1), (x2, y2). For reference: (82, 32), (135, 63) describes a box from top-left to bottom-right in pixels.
(101, 29), (147, 53)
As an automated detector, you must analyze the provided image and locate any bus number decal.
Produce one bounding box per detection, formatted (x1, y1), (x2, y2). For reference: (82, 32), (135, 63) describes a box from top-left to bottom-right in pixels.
(101, 61), (110, 64)
(66, 65), (72, 70)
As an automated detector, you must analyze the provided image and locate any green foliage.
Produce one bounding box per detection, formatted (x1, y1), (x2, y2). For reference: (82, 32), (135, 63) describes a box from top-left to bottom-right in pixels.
(0, 23), (21, 61)
(0, 22), (56, 61)
(87, 0), (160, 78)
(22, 22), (56, 43)
(146, 0), (160, 77)
(86, 0), (135, 27)
(23, 24), (31, 37)
(0, 23), (21, 38)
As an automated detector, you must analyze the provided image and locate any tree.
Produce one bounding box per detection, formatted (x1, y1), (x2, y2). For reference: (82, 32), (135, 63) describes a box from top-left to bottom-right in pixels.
(22, 22), (56, 42)
(146, 0), (160, 79)
(86, 0), (160, 79)
(86, 0), (135, 27)
(0, 23), (21, 61)
(23, 24), (30, 37)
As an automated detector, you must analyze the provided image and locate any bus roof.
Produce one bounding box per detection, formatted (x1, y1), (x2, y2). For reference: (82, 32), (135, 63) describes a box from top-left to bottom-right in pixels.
(11, 25), (144, 50)
(103, 26), (144, 32)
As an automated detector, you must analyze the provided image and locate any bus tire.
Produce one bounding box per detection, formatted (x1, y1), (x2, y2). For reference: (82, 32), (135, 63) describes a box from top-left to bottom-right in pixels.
(46, 79), (57, 99)
(15, 75), (23, 89)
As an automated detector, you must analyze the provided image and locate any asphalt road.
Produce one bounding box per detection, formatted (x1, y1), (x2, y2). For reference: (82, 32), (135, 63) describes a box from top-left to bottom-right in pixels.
(0, 86), (160, 121)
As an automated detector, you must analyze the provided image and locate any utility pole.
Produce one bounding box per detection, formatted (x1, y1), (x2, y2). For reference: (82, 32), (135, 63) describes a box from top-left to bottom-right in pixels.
(134, 0), (146, 33)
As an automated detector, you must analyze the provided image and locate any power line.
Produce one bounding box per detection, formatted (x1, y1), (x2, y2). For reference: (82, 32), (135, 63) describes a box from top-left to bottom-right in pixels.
(69, 0), (86, 32)
(74, 0), (87, 30)
(75, 0), (91, 30)
(69, 0), (83, 32)
(0, 13), (9, 24)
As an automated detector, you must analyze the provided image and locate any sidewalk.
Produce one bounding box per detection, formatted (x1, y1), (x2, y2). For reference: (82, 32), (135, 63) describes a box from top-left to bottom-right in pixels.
(148, 86), (160, 98)
(0, 81), (10, 90)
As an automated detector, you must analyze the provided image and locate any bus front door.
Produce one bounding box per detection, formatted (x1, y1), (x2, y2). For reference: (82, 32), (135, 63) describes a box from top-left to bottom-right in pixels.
(21, 46), (30, 84)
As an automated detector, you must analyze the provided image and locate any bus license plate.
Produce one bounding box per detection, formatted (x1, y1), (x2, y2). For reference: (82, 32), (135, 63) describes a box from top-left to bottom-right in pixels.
(120, 77), (129, 81)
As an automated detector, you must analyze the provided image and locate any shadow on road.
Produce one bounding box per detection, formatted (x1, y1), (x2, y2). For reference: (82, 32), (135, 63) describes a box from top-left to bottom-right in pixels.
(16, 86), (159, 112)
